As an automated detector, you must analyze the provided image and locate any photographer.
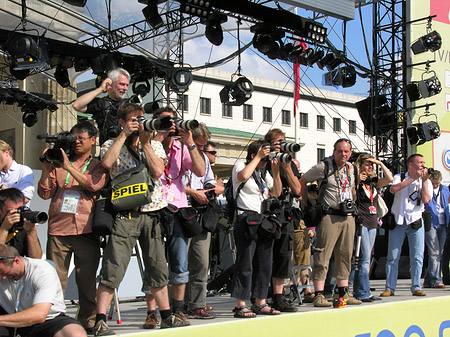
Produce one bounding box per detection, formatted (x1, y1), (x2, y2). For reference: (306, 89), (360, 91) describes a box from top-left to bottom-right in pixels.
(72, 68), (130, 145)
(230, 140), (282, 318)
(263, 129), (301, 312)
(0, 188), (42, 258)
(299, 139), (361, 307)
(38, 121), (108, 334)
(183, 123), (223, 319)
(353, 154), (393, 302)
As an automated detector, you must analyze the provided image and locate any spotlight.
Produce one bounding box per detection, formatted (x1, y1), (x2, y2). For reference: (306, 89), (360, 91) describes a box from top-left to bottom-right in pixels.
(251, 23), (285, 55)
(323, 65), (356, 88)
(142, 1), (164, 29)
(129, 80), (150, 104)
(316, 53), (335, 70)
(300, 20), (327, 44)
(307, 49), (325, 67)
(74, 58), (90, 72)
(286, 44), (304, 63)
(169, 67), (193, 93)
(411, 30), (442, 55)
(407, 121), (440, 145)
(54, 64), (70, 88)
(219, 76), (254, 106)
(22, 109), (38, 127)
(180, 0), (211, 19)
(9, 65), (30, 81)
(355, 95), (392, 136)
(0, 88), (15, 105)
(406, 75), (441, 102)
(203, 13), (227, 46)
(296, 48), (314, 66)
(64, 0), (87, 6)
(278, 43), (294, 61)
(7, 35), (49, 70)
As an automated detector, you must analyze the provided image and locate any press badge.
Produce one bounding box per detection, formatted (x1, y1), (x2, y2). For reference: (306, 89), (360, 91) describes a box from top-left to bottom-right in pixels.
(340, 191), (350, 201)
(60, 191), (81, 214)
(369, 206), (377, 214)
(166, 190), (175, 202)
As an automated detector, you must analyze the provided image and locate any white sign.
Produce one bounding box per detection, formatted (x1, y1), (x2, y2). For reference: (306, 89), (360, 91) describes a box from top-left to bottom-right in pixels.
(445, 70), (450, 88)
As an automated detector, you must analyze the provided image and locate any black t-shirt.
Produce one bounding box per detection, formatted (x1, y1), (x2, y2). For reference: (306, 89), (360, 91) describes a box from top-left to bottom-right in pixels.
(266, 160), (301, 191)
(7, 229), (28, 256)
(358, 178), (379, 229)
(86, 97), (126, 145)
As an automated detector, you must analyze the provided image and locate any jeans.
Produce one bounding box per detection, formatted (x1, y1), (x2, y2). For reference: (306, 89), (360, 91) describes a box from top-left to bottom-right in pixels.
(353, 226), (377, 300)
(167, 216), (189, 284)
(385, 222), (424, 293)
(424, 225), (446, 286)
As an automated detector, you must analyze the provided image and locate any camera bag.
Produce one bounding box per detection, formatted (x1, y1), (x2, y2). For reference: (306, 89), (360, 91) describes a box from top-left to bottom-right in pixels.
(92, 198), (115, 235)
(177, 207), (202, 238)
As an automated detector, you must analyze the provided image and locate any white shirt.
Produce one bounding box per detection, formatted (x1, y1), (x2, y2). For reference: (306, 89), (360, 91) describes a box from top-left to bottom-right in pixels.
(0, 258), (66, 320)
(0, 161), (34, 201)
(390, 172), (433, 225)
(232, 161), (273, 214)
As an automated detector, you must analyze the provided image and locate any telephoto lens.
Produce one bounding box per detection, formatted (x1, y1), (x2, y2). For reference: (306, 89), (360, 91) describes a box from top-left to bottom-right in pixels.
(138, 115), (173, 131)
(175, 119), (199, 130)
(269, 152), (292, 163)
(279, 141), (301, 153)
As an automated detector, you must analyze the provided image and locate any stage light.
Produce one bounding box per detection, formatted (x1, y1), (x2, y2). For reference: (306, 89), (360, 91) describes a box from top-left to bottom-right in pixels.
(219, 76), (254, 106)
(251, 23), (285, 55)
(0, 88), (15, 105)
(406, 75), (441, 102)
(411, 30), (441, 55)
(142, 1), (164, 29)
(74, 58), (90, 72)
(407, 121), (440, 145)
(64, 0), (87, 6)
(307, 49), (325, 67)
(296, 48), (314, 66)
(203, 13), (227, 46)
(316, 53), (335, 70)
(169, 67), (193, 93)
(323, 65), (356, 88)
(278, 43), (294, 61)
(286, 44), (304, 63)
(129, 80), (150, 104)
(22, 109), (38, 127)
(9, 65), (30, 81)
(355, 95), (392, 136)
(301, 20), (327, 44)
(7, 35), (49, 70)
(180, 0), (211, 19)
(54, 65), (70, 88)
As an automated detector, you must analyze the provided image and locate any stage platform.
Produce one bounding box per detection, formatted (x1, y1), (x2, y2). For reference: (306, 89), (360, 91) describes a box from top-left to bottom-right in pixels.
(67, 279), (450, 337)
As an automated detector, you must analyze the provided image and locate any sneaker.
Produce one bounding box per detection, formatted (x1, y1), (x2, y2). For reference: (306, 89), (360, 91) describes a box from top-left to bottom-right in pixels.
(313, 293), (332, 307)
(143, 312), (158, 329)
(272, 298), (298, 312)
(93, 319), (115, 336)
(188, 308), (215, 319)
(160, 314), (191, 329)
(333, 292), (362, 305)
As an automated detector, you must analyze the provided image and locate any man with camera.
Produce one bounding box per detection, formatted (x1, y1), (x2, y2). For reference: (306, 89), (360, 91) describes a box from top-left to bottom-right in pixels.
(151, 106), (205, 322)
(0, 188), (42, 259)
(263, 129), (301, 312)
(38, 121), (108, 334)
(0, 140), (34, 205)
(183, 123), (224, 319)
(96, 103), (190, 335)
(380, 154), (432, 297)
(299, 139), (361, 307)
(72, 68), (130, 145)
(0, 244), (87, 337)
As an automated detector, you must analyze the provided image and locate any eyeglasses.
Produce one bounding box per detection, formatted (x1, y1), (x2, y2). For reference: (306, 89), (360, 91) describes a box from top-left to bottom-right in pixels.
(75, 136), (91, 142)
(203, 150), (217, 155)
(0, 257), (15, 260)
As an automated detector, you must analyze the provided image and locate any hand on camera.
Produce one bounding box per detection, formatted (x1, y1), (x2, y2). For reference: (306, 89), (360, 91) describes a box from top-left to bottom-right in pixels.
(59, 149), (71, 171)
(192, 189), (211, 205)
(256, 145), (271, 160)
(40, 148), (54, 172)
(1, 210), (21, 232)
(122, 118), (139, 137)
(138, 123), (151, 145)
(179, 128), (194, 147)
(23, 219), (36, 233)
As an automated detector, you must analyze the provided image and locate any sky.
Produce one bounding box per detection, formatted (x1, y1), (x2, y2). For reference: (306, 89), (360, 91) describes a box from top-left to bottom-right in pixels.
(72, 0), (374, 98)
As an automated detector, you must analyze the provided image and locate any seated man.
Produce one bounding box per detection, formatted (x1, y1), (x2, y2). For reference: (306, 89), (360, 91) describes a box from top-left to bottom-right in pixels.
(0, 188), (42, 258)
(0, 244), (86, 337)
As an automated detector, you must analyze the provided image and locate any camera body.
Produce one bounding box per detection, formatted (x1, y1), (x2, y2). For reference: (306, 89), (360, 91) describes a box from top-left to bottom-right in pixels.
(203, 182), (217, 202)
(426, 167), (435, 175)
(12, 206), (48, 230)
(261, 197), (281, 215)
(38, 131), (76, 163)
(339, 199), (356, 214)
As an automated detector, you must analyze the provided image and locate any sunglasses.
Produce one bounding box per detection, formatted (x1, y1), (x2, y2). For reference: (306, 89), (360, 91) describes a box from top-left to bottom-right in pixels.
(203, 150), (217, 155)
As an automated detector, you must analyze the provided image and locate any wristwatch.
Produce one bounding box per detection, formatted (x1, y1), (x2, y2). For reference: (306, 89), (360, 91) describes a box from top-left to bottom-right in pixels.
(187, 143), (196, 151)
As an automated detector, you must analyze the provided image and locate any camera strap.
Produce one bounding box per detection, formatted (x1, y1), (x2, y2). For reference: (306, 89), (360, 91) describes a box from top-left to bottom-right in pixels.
(64, 158), (92, 186)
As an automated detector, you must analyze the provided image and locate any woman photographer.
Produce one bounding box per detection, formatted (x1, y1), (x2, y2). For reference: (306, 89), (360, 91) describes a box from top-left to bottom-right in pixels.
(353, 154), (393, 301)
(230, 140), (282, 318)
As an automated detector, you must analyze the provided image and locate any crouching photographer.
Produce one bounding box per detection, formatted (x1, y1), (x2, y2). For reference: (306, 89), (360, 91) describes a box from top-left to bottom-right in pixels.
(0, 188), (43, 258)
(230, 140), (282, 318)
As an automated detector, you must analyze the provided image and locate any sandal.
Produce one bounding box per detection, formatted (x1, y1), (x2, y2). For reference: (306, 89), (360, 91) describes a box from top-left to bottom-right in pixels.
(233, 306), (256, 318)
(251, 303), (280, 315)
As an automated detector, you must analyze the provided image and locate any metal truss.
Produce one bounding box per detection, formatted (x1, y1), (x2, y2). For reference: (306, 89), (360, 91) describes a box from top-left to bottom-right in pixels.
(372, 0), (407, 173)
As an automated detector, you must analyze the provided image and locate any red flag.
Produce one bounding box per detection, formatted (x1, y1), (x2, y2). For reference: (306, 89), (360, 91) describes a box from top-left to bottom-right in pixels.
(293, 40), (307, 118)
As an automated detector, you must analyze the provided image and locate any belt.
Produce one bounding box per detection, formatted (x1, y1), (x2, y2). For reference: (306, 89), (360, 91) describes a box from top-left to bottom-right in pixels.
(323, 207), (352, 216)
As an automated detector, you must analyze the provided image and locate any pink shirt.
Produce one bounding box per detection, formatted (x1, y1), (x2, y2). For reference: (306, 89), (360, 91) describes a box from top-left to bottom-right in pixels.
(160, 140), (193, 208)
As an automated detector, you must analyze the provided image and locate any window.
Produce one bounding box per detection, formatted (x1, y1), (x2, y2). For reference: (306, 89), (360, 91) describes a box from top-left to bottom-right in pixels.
(243, 104), (253, 120)
(333, 118), (341, 132)
(349, 120), (357, 134)
(263, 107), (272, 123)
(282, 110), (291, 125)
(222, 104), (233, 118)
(177, 94), (188, 112)
(200, 97), (211, 115)
(317, 148), (325, 163)
(317, 115), (325, 130)
(299, 112), (308, 128)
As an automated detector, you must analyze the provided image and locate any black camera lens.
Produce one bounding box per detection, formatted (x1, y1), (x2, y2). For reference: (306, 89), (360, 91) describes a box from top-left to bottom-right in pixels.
(427, 167), (435, 175)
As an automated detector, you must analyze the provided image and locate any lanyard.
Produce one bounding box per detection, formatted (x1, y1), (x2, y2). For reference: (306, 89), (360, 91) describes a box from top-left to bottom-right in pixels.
(164, 147), (177, 186)
(364, 183), (374, 205)
(65, 159), (92, 185)
(335, 163), (350, 192)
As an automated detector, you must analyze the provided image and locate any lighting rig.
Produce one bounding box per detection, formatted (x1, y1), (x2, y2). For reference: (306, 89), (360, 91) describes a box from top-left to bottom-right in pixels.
(406, 106), (440, 146)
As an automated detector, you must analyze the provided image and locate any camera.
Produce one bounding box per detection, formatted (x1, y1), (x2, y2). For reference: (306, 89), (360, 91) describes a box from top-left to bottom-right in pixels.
(13, 206), (48, 230)
(261, 197), (281, 215)
(137, 115), (173, 131)
(426, 167), (435, 175)
(268, 152), (292, 163)
(339, 199), (356, 214)
(169, 118), (199, 137)
(279, 140), (301, 153)
(106, 125), (121, 139)
(37, 131), (76, 163)
(203, 182), (217, 202)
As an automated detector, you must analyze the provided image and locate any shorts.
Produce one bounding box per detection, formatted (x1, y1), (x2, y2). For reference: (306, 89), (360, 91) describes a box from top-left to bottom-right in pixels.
(11, 313), (81, 337)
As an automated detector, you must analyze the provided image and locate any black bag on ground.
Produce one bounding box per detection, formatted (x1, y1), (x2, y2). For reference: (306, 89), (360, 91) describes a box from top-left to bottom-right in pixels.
(178, 207), (202, 238)
(92, 198), (115, 236)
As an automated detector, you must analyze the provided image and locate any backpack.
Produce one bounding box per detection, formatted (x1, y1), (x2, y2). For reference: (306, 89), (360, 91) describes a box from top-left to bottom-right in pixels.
(224, 177), (246, 225)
